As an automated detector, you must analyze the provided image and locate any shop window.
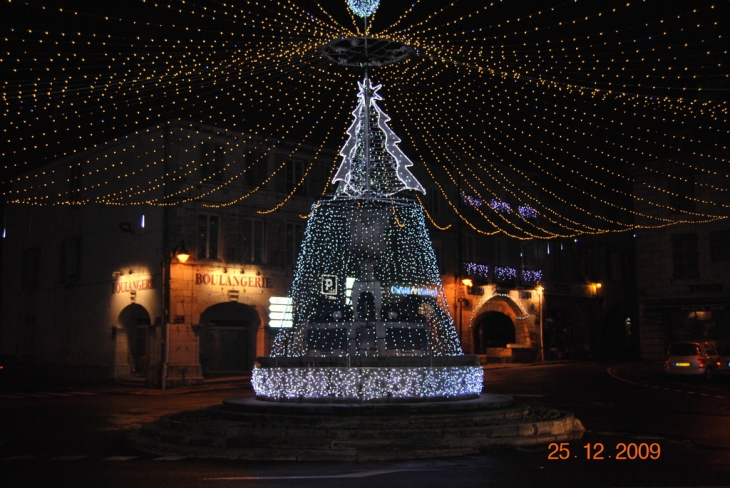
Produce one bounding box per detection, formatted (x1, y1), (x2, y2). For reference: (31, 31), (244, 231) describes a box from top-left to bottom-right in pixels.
(671, 233), (699, 279)
(226, 216), (264, 264)
(710, 230), (730, 262)
(197, 214), (220, 260)
(199, 141), (225, 183)
(22, 247), (40, 288)
(60, 237), (81, 283)
(285, 222), (304, 266)
(286, 159), (306, 196)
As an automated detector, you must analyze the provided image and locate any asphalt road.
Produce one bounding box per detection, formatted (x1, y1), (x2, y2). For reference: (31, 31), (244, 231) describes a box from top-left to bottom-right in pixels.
(2, 362), (730, 488)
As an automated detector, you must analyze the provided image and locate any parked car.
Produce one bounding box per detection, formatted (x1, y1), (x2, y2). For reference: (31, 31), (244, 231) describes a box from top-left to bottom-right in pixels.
(663, 341), (720, 381)
(713, 345), (730, 377)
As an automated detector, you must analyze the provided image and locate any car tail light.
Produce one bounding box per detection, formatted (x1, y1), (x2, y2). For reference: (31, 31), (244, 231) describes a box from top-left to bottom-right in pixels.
(698, 357), (705, 368)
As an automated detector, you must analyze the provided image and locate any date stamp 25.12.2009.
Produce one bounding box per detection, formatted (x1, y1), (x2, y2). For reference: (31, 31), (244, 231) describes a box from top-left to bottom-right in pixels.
(548, 442), (661, 461)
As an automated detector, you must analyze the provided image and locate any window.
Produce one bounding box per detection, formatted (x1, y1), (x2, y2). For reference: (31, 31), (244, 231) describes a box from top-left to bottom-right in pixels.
(60, 238), (81, 282)
(22, 247), (40, 288)
(427, 187), (443, 217)
(710, 230), (730, 262)
(199, 141), (225, 183)
(286, 159), (306, 196)
(197, 214), (220, 260)
(606, 250), (624, 282)
(225, 216), (264, 264)
(245, 150), (268, 187)
(432, 242), (445, 274)
(69, 163), (82, 204)
(285, 223), (305, 266)
(671, 233), (699, 279)
(463, 234), (474, 263)
(668, 172), (695, 214)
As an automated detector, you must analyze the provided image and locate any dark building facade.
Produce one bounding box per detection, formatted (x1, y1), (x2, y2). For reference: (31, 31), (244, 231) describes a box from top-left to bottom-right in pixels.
(1, 120), (636, 387)
(634, 152), (730, 360)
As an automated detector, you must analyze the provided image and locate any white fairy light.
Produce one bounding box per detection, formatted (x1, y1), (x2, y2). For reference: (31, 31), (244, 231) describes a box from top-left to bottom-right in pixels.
(252, 366), (483, 401)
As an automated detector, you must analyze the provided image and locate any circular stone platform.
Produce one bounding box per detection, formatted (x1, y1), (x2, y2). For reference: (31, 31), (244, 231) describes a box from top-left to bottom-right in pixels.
(128, 394), (585, 461)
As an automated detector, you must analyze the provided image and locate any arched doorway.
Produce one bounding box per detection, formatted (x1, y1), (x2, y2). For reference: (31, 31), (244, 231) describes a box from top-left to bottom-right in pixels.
(116, 304), (151, 377)
(473, 312), (516, 354)
(199, 302), (260, 377)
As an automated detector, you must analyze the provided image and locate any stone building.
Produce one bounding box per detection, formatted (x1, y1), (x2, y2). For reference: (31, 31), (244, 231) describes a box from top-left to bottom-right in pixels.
(634, 153), (730, 360)
(1, 120), (333, 387)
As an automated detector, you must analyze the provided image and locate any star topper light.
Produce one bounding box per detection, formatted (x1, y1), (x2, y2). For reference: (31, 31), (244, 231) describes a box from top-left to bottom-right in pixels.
(347, 0), (381, 18)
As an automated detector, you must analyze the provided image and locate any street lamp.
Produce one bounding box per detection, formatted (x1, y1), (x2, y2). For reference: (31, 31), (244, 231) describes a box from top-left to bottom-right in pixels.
(172, 241), (190, 263)
(159, 240), (191, 389)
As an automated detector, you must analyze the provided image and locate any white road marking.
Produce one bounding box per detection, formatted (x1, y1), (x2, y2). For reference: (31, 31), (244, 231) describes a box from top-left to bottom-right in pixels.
(608, 367), (729, 400)
(154, 456), (188, 461)
(51, 455), (89, 461)
(102, 456), (138, 461)
(204, 469), (431, 481)
(606, 367), (640, 386)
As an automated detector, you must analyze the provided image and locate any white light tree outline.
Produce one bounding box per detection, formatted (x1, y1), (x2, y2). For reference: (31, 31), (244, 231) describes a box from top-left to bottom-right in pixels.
(333, 77), (426, 198)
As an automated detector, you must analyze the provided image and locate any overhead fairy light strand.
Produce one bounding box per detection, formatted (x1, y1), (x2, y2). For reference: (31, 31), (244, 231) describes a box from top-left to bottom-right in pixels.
(1, 0), (727, 236)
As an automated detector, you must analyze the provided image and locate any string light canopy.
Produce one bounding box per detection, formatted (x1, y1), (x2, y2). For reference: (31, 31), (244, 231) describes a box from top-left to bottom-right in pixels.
(1, 1), (728, 238)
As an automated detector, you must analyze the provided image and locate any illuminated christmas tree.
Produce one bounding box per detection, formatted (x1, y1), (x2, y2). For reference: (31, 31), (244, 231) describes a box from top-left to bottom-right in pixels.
(333, 77), (425, 198)
(253, 77), (482, 401)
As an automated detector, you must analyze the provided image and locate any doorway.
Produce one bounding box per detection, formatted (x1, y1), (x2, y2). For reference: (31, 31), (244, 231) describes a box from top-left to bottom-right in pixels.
(116, 304), (152, 377)
(473, 311), (516, 354)
(199, 302), (259, 376)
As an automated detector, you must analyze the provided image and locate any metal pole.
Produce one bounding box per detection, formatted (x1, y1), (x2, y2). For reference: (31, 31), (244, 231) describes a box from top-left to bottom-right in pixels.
(363, 17), (371, 199)
(160, 124), (170, 389)
(540, 286), (545, 363)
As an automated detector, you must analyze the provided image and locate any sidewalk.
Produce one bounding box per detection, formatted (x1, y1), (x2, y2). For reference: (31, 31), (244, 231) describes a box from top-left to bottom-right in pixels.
(5, 361), (592, 396)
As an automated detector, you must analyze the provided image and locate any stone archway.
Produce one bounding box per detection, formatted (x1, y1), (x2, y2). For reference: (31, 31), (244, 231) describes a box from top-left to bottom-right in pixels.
(473, 312), (516, 354)
(471, 295), (532, 360)
(199, 302), (260, 377)
(115, 303), (152, 379)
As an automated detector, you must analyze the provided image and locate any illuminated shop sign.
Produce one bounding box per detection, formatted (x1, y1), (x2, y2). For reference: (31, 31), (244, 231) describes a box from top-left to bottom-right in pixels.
(390, 285), (438, 297)
(112, 278), (154, 294)
(194, 273), (272, 288)
(321, 274), (338, 295)
(269, 296), (293, 328)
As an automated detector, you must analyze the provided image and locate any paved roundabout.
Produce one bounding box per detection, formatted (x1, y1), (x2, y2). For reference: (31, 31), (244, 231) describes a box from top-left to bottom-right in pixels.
(128, 393), (585, 461)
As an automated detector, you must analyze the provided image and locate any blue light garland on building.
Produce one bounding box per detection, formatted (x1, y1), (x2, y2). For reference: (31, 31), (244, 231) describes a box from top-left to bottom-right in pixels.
(490, 199), (511, 214)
